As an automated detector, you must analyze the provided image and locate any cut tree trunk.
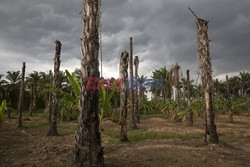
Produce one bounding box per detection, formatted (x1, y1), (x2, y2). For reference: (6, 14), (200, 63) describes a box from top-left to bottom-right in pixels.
(129, 37), (137, 129)
(173, 63), (181, 122)
(186, 70), (193, 126)
(119, 51), (129, 142)
(72, 0), (104, 166)
(29, 83), (34, 116)
(114, 96), (118, 117)
(48, 71), (53, 123)
(226, 75), (233, 122)
(134, 56), (140, 123)
(189, 7), (219, 144)
(48, 40), (61, 136)
(17, 62), (26, 128)
(248, 97), (250, 116)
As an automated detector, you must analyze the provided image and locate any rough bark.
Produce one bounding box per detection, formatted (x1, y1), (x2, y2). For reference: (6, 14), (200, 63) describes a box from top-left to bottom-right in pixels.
(226, 75), (233, 122)
(129, 37), (137, 129)
(114, 96), (118, 117)
(119, 51), (129, 142)
(17, 62), (26, 128)
(248, 97), (250, 116)
(186, 70), (193, 126)
(48, 40), (61, 136)
(190, 7), (219, 144)
(134, 56), (140, 123)
(48, 72), (53, 123)
(72, 0), (104, 166)
(173, 63), (181, 122)
(29, 83), (34, 116)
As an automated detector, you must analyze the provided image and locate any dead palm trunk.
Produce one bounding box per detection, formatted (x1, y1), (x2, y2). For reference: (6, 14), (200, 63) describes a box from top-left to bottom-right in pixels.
(114, 96), (118, 117)
(72, 0), (104, 166)
(29, 83), (34, 116)
(129, 37), (137, 129)
(48, 72), (53, 123)
(186, 70), (193, 125)
(173, 63), (181, 122)
(248, 97), (250, 116)
(48, 40), (61, 136)
(226, 75), (233, 122)
(17, 62), (26, 128)
(134, 56), (140, 123)
(120, 51), (129, 142)
(189, 7), (219, 144)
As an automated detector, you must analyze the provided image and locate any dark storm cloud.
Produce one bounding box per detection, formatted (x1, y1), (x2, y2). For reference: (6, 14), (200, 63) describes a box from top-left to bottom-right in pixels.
(0, 0), (249, 79)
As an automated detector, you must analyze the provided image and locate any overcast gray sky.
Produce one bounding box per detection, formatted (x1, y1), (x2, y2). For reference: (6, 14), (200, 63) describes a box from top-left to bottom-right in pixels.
(0, 0), (249, 81)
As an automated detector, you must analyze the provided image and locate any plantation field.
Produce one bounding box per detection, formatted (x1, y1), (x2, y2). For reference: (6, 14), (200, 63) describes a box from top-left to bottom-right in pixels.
(0, 114), (250, 167)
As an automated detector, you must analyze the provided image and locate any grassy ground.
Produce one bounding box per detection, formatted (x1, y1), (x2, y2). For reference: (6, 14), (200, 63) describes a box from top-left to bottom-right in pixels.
(0, 113), (250, 166)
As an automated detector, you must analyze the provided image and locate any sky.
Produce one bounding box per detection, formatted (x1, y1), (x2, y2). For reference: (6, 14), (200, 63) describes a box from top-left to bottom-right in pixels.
(0, 0), (249, 82)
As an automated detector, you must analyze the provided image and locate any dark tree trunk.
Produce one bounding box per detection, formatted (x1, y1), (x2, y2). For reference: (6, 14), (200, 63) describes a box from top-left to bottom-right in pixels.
(29, 84), (34, 116)
(186, 70), (193, 126)
(33, 84), (37, 111)
(226, 75), (233, 122)
(48, 40), (61, 136)
(119, 51), (129, 142)
(129, 37), (137, 129)
(48, 72), (53, 123)
(7, 92), (11, 119)
(134, 56), (140, 123)
(114, 96), (118, 117)
(248, 97), (250, 116)
(189, 7), (219, 144)
(17, 62), (26, 128)
(72, 0), (104, 166)
(173, 63), (181, 122)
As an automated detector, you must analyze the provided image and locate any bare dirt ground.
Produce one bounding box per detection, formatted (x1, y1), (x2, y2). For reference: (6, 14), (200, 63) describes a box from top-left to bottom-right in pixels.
(0, 114), (250, 167)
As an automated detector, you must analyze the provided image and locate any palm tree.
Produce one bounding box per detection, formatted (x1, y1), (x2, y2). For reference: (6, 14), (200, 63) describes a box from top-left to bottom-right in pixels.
(213, 79), (226, 98)
(27, 71), (41, 115)
(151, 67), (172, 100)
(229, 76), (241, 97)
(0, 74), (7, 101)
(6, 71), (21, 110)
(239, 71), (250, 96)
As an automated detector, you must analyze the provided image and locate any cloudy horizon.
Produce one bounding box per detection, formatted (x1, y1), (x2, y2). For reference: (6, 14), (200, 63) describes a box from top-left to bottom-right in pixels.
(0, 0), (249, 82)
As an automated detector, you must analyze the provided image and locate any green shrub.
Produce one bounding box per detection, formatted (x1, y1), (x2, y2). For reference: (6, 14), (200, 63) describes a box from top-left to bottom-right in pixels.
(232, 97), (248, 114)
(0, 100), (7, 129)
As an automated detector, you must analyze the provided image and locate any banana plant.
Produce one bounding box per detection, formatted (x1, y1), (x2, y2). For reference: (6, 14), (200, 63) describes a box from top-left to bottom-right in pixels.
(46, 70), (124, 125)
(232, 97), (248, 114)
(45, 70), (80, 121)
(139, 97), (154, 115)
(0, 100), (7, 129)
(99, 81), (125, 128)
(191, 98), (205, 117)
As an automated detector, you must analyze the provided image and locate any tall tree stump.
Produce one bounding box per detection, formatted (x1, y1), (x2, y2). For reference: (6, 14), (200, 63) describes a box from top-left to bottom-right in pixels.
(72, 0), (104, 166)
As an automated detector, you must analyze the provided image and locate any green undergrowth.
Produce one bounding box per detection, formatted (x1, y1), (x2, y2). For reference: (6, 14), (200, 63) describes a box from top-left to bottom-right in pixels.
(23, 121), (49, 129)
(219, 140), (235, 149)
(140, 113), (166, 120)
(103, 129), (203, 144)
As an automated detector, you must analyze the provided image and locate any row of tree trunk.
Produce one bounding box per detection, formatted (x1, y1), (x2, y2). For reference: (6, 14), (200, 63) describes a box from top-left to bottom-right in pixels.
(15, 2), (239, 166)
